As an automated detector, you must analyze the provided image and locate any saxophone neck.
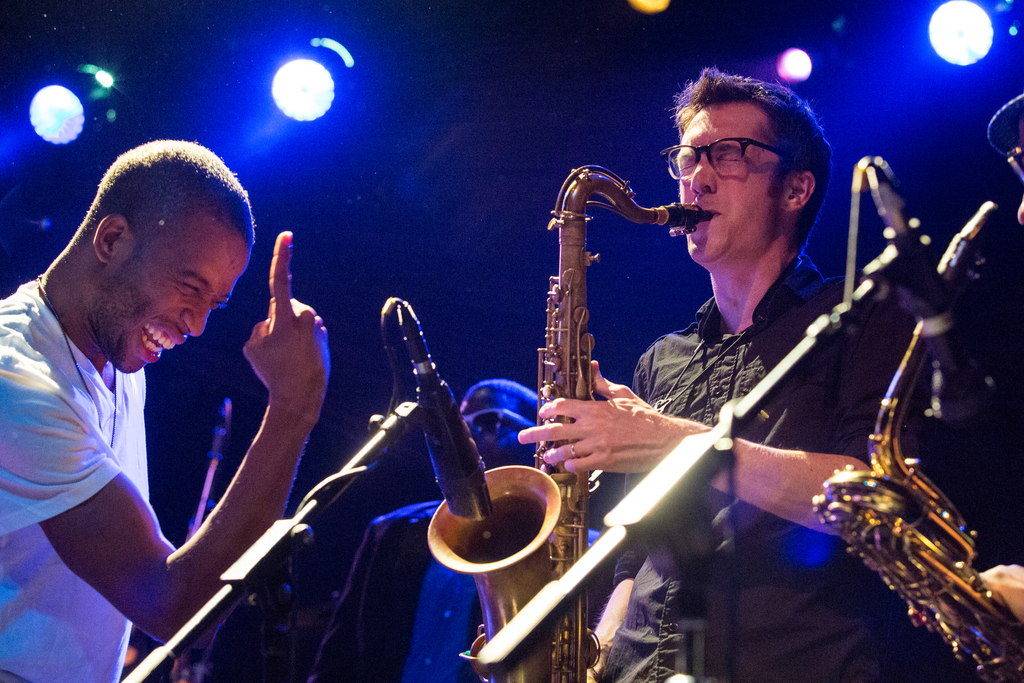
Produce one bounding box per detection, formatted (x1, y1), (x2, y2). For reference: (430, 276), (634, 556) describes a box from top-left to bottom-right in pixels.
(551, 166), (710, 234)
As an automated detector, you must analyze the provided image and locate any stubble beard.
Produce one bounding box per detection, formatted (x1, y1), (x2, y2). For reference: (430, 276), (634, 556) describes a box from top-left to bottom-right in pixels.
(88, 260), (153, 373)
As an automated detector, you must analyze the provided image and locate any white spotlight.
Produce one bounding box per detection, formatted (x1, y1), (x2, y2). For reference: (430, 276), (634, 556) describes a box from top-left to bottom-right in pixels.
(272, 59), (335, 121)
(29, 85), (85, 144)
(777, 48), (812, 83)
(929, 1), (993, 65)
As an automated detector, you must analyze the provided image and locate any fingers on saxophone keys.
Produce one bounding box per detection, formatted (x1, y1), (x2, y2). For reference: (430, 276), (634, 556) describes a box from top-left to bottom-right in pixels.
(537, 397), (578, 420)
(542, 442), (577, 465)
(518, 423), (559, 444)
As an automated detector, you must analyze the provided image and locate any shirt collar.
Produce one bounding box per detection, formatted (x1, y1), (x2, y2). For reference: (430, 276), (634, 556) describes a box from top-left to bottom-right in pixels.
(691, 254), (825, 340)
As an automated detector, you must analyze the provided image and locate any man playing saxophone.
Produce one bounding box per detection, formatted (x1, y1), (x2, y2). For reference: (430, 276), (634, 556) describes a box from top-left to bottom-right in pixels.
(519, 68), (922, 682)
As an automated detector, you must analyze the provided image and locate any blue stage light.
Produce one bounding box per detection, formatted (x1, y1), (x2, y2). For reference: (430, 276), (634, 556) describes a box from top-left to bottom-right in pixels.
(272, 59), (335, 121)
(29, 85), (85, 144)
(929, 1), (994, 65)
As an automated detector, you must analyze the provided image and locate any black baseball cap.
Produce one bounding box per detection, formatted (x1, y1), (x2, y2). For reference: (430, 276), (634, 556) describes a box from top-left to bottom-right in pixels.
(988, 92), (1024, 155)
(459, 379), (537, 429)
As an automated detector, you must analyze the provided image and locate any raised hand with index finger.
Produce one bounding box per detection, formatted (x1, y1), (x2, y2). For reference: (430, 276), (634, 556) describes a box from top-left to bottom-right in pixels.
(244, 231), (330, 428)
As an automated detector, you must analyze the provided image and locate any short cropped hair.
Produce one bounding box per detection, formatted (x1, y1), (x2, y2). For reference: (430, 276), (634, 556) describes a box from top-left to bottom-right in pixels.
(76, 140), (254, 249)
(674, 68), (832, 247)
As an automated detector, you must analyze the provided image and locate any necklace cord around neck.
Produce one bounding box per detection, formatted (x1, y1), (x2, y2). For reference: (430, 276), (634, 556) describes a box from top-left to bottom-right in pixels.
(35, 277), (117, 448)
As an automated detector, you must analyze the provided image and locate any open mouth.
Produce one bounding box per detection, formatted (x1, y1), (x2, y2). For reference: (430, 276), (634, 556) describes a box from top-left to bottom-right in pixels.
(142, 323), (177, 358)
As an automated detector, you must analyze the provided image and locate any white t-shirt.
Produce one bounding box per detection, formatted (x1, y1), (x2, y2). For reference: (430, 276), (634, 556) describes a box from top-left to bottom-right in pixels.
(0, 282), (149, 683)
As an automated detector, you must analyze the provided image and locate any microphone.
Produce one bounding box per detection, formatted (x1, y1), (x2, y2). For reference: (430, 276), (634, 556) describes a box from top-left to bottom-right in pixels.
(889, 202), (998, 426)
(388, 298), (492, 520)
(923, 324), (995, 426)
(858, 159), (996, 426)
(188, 398), (231, 540)
(921, 202), (998, 425)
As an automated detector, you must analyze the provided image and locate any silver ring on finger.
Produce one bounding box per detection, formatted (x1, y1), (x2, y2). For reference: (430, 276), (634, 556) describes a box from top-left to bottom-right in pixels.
(570, 443), (576, 458)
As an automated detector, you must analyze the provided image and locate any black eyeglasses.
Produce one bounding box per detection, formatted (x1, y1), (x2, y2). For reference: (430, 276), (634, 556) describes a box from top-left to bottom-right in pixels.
(464, 408), (534, 435)
(1007, 146), (1024, 186)
(660, 137), (788, 180)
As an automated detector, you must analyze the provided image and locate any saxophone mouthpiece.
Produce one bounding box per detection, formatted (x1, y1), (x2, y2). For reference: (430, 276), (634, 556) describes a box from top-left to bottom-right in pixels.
(660, 202), (713, 236)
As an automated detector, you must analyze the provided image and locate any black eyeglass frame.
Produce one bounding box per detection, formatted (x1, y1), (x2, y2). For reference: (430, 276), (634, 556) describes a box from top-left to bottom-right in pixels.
(660, 137), (789, 180)
(463, 408), (535, 433)
(1007, 146), (1024, 186)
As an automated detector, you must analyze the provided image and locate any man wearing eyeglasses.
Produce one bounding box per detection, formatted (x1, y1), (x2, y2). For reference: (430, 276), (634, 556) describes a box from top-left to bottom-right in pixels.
(977, 92), (1024, 624)
(519, 68), (921, 682)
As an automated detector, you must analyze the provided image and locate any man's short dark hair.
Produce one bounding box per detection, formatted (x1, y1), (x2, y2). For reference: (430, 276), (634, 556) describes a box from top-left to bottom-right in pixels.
(76, 140), (254, 249)
(674, 67), (832, 247)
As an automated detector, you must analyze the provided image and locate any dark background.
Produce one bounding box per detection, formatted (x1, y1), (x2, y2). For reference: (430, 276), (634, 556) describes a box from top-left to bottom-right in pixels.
(3, 1), (1024, 680)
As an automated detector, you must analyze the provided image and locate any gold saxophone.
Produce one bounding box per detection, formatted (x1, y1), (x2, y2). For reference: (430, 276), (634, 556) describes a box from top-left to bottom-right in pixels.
(814, 174), (1024, 680)
(428, 166), (709, 683)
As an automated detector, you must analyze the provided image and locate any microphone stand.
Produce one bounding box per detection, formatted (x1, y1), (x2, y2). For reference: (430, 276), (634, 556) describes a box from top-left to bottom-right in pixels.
(123, 401), (421, 683)
(476, 248), (902, 678)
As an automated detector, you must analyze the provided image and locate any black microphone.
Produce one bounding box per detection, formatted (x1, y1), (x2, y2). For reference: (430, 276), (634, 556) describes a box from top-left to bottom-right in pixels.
(923, 325), (995, 426)
(388, 298), (492, 520)
(887, 202), (998, 426)
(922, 203), (998, 425)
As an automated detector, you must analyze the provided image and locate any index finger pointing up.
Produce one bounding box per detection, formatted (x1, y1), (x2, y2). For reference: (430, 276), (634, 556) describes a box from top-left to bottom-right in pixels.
(270, 231), (293, 320)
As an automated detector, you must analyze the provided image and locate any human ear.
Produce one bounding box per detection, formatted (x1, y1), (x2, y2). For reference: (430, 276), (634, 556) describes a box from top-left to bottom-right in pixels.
(783, 170), (815, 211)
(92, 215), (131, 265)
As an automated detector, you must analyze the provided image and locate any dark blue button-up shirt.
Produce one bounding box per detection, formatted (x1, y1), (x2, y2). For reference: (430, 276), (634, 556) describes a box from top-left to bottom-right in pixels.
(603, 256), (921, 683)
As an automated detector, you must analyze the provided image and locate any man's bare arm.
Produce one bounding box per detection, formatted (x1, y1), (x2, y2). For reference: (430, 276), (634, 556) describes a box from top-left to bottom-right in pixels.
(40, 231), (330, 641)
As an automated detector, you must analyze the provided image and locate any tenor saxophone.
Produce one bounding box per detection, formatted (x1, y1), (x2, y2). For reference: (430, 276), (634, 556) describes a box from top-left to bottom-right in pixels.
(814, 201), (1024, 682)
(428, 165), (708, 683)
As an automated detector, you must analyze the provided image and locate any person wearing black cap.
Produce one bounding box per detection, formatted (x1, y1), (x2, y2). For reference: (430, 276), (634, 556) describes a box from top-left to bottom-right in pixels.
(307, 379), (539, 683)
(985, 90), (1024, 226)
(978, 91), (1024, 621)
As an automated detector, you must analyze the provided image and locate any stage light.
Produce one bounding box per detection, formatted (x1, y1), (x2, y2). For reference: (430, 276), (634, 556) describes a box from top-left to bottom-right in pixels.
(29, 85), (85, 144)
(95, 70), (114, 88)
(777, 48), (812, 83)
(78, 64), (115, 89)
(929, 1), (993, 65)
(272, 59), (335, 121)
(627, 0), (670, 14)
(311, 38), (355, 68)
